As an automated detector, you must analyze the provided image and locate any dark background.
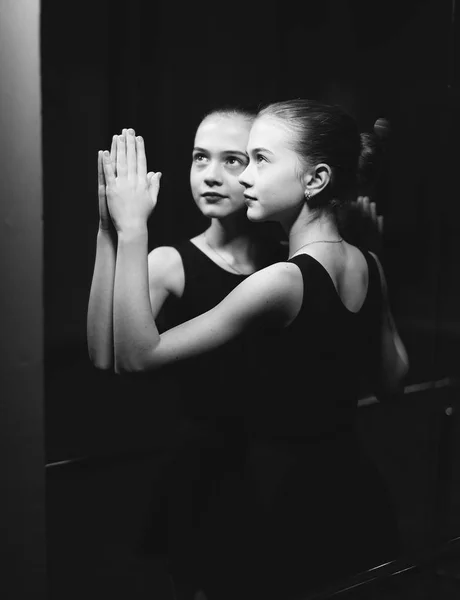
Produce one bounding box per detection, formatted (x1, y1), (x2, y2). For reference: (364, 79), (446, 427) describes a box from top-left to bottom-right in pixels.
(43, 0), (459, 461)
(43, 1), (460, 597)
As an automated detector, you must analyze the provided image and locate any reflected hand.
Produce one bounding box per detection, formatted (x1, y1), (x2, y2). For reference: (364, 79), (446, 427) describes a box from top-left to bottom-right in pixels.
(351, 195), (383, 257)
(102, 128), (161, 232)
(97, 133), (118, 234)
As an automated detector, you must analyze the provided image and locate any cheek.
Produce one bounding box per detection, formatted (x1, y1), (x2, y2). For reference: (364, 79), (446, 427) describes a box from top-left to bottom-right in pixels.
(227, 175), (245, 199)
(189, 170), (201, 200)
(278, 169), (303, 196)
(261, 170), (286, 194)
(262, 170), (302, 206)
(190, 166), (201, 186)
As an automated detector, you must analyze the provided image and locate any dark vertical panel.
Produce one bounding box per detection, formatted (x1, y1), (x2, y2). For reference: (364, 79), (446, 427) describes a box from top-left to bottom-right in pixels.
(0, 0), (46, 597)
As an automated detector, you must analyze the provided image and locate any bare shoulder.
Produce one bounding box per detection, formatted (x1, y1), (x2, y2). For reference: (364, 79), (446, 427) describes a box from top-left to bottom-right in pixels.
(148, 245), (185, 297)
(258, 260), (303, 282)
(232, 261), (303, 324)
(244, 260), (302, 291)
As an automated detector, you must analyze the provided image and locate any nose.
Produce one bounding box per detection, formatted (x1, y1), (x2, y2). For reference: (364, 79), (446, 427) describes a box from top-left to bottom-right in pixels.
(238, 164), (252, 189)
(204, 161), (223, 187)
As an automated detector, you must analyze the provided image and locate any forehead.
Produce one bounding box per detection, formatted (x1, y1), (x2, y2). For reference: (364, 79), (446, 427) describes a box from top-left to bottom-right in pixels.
(194, 115), (251, 151)
(247, 115), (294, 152)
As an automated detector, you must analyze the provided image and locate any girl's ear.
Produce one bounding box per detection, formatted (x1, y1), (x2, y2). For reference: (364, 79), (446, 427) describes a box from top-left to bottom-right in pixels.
(303, 163), (332, 198)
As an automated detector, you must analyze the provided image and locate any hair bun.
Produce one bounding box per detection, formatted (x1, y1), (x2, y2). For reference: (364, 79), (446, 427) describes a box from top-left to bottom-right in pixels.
(357, 119), (390, 193)
(373, 117), (390, 142)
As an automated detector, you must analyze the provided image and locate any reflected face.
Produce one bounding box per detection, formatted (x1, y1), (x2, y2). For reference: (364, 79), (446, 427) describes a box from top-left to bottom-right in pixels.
(190, 114), (251, 219)
(239, 115), (305, 223)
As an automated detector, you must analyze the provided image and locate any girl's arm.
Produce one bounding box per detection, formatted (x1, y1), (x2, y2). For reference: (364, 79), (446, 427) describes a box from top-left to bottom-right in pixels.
(370, 251), (409, 399)
(88, 131), (182, 369)
(147, 246), (185, 319)
(87, 138), (118, 369)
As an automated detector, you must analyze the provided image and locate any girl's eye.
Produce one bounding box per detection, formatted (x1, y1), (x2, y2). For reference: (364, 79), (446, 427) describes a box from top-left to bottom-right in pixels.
(193, 153), (207, 162)
(256, 154), (267, 164)
(226, 156), (246, 167)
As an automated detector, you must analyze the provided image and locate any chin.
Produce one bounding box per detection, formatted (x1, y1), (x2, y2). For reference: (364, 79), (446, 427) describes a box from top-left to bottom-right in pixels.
(203, 204), (246, 220)
(199, 203), (224, 215)
(246, 205), (265, 223)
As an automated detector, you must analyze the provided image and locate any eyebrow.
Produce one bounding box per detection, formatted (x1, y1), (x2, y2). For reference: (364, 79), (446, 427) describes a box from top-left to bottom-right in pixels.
(193, 147), (248, 157)
(250, 147), (274, 155)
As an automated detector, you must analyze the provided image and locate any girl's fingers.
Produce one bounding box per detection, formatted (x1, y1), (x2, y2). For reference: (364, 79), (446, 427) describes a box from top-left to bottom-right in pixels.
(148, 171), (162, 201)
(136, 136), (147, 179)
(116, 134), (127, 177)
(362, 196), (370, 216)
(102, 150), (116, 186)
(378, 215), (384, 235)
(126, 128), (137, 180)
(110, 135), (117, 171)
(370, 201), (377, 223)
(97, 151), (105, 191)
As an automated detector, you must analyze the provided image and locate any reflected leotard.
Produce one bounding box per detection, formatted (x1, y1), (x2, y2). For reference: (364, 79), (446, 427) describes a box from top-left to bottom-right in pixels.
(198, 249), (400, 600)
(141, 239), (285, 591)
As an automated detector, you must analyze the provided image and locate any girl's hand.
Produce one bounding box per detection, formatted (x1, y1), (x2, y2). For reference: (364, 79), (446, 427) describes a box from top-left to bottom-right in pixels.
(97, 134), (118, 234)
(355, 195), (383, 257)
(102, 128), (161, 233)
(355, 195), (383, 236)
(344, 195), (383, 258)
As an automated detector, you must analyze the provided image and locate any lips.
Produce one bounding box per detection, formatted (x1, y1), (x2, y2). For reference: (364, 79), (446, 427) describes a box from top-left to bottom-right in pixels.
(244, 194), (257, 201)
(202, 192), (226, 202)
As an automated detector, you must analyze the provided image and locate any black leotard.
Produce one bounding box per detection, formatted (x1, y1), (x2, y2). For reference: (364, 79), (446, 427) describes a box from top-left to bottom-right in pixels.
(197, 249), (400, 599)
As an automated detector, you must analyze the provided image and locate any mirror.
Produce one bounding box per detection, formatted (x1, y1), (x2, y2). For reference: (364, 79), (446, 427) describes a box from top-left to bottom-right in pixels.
(44, 0), (459, 598)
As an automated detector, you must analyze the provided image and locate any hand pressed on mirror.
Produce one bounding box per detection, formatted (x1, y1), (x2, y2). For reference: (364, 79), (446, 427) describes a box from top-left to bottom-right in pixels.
(353, 194), (384, 258)
(102, 128), (161, 233)
(339, 194), (384, 260)
(87, 135), (120, 369)
(97, 134), (117, 236)
(88, 128), (161, 369)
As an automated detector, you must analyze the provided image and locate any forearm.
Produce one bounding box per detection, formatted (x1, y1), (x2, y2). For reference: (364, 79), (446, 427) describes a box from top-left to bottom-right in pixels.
(87, 229), (117, 369)
(378, 310), (409, 397)
(113, 226), (160, 373)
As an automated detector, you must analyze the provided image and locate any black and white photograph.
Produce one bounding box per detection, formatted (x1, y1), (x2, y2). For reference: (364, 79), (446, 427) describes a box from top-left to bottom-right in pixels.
(1, 1), (459, 598)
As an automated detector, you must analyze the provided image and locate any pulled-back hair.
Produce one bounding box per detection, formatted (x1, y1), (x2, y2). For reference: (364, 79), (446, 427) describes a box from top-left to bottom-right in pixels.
(258, 99), (388, 213)
(201, 104), (257, 125)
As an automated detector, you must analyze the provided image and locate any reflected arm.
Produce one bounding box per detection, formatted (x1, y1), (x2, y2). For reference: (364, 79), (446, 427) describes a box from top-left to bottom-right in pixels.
(87, 229), (117, 369)
(87, 135), (175, 370)
(371, 252), (409, 400)
(87, 148), (118, 370)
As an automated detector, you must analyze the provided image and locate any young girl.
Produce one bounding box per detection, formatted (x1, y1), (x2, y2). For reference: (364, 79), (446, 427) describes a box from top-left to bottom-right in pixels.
(88, 107), (285, 599)
(99, 99), (408, 599)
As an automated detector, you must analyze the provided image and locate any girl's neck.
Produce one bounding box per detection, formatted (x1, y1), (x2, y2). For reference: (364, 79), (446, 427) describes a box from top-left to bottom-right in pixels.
(204, 217), (255, 250)
(194, 217), (270, 275)
(287, 213), (341, 257)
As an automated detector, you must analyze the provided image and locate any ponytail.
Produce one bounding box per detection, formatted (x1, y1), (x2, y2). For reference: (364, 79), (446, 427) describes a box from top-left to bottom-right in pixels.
(357, 118), (390, 194)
